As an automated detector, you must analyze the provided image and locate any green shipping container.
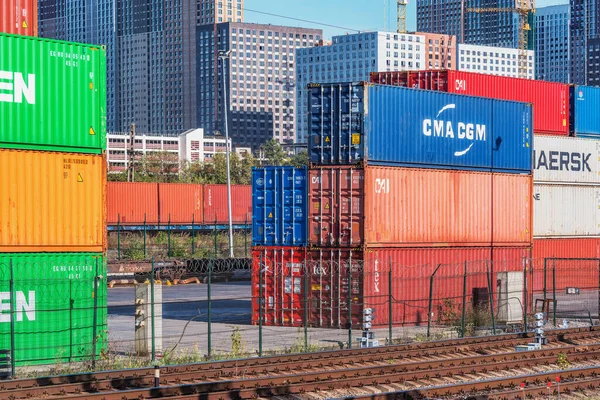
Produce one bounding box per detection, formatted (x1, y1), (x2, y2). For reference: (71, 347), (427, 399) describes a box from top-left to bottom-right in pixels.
(0, 253), (107, 366)
(0, 33), (106, 154)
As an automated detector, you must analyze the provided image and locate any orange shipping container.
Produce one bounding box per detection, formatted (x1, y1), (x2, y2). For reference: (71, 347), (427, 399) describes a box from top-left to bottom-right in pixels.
(203, 184), (252, 224)
(158, 183), (203, 224)
(1, 0), (38, 36)
(0, 149), (105, 252)
(308, 166), (532, 247)
(106, 182), (159, 225)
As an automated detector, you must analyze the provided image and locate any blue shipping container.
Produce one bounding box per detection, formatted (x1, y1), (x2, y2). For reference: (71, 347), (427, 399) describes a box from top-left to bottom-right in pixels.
(571, 85), (600, 137)
(308, 82), (533, 173)
(252, 166), (307, 246)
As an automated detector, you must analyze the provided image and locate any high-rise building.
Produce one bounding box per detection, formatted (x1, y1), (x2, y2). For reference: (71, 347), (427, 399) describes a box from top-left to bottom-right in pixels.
(295, 31), (455, 145)
(38, 0), (245, 135)
(417, 0), (522, 49)
(196, 22), (322, 150)
(457, 43), (534, 79)
(588, 37), (600, 86)
(570, 0), (600, 84)
(39, 0), (117, 131)
(534, 5), (570, 83)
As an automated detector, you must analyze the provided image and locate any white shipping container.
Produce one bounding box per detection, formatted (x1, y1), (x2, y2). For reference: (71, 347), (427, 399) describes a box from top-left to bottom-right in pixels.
(534, 184), (600, 237)
(533, 136), (600, 184)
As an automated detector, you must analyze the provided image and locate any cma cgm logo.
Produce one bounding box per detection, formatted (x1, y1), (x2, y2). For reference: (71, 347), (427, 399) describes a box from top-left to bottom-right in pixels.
(0, 71), (36, 104)
(0, 291), (36, 323)
(422, 104), (486, 157)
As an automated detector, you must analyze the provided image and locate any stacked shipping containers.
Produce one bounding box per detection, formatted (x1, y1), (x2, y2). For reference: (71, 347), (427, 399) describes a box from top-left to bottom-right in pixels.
(0, 30), (107, 364)
(253, 82), (534, 328)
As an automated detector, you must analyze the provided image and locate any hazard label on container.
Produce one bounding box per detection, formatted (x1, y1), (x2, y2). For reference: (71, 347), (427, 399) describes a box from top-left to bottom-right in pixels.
(22, 20), (28, 29)
(351, 133), (361, 145)
(268, 212), (273, 218)
(325, 203), (330, 209)
(89, 127), (96, 135)
(314, 203), (319, 210)
(325, 137), (330, 143)
(77, 173), (84, 183)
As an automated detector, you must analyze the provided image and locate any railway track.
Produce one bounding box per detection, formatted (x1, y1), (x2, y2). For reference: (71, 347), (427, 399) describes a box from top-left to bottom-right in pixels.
(2, 326), (600, 400)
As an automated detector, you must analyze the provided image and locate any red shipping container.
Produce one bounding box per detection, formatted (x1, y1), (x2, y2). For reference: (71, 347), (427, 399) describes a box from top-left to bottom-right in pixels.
(308, 166), (532, 248)
(158, 183), (203, 224)
(252, 247), (307, 326)
(1, 0), (37, 36)
(254, 246), (530, 328)
(106, 182), (159, 225)
(371, 70), (570, 135)
(203, 184), (251, 224)
(533, 238), (600, 296)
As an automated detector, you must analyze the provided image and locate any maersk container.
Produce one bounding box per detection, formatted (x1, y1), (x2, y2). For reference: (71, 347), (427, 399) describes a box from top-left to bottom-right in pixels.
(571, 85), (600, 137)
(1, 0), (38, 36)
(0, 33), (106, 153)
(533, 183), (600, 237)
(252, 167), (307, 246)
(533, 136), (600, 184)
(0, 253), (107, 365)
(308, 82), (532, 173)
(371, 70), (569, 136)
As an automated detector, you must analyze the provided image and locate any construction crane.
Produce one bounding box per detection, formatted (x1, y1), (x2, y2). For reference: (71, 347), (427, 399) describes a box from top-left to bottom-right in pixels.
(463, 0), (535, 79)
(397, 0), (408, 34)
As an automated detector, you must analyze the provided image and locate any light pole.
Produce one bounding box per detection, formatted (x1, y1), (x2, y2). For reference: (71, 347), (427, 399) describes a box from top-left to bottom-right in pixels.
(218, 49), (234, 258)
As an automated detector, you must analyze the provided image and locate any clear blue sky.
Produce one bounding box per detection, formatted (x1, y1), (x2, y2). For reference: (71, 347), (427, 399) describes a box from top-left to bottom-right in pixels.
(244, 0), (568, 40)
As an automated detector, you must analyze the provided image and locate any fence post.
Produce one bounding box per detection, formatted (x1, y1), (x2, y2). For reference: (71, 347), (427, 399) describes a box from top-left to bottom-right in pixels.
(427, 264), (442, 339)
(191, 214), (195, 256)
(167, 214), (171, 258)
(144, 213), (147, 259)
(91, 258), (99, 369)
(245, 218), (248, 258)
(552, 265), (557, 327)
(117, 214), (121, 260)
(388, 263), (393, 345)
(69, 280), (73, 363)
(207, 258), (212, 358)
(524, 257), (530, 332)
(347, 269), (352, 349)
(461, 261), (467, 338)
(543, 258), (547, 304)
(486, 260), (496, 335)
(9, 260), (15, 377)
(304, 270), (309, 353)
(213, 218), (218, 258)
(151, 258), (156, 362)
(258, 254), (263, 357)
(524, 259), (529, 334)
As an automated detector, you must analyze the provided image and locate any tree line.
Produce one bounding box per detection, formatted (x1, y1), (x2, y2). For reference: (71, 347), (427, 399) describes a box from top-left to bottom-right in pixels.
(108, 139), (308, 184)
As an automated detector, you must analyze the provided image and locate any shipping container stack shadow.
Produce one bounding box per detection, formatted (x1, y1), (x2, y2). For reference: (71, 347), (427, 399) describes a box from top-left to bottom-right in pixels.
(0, 14), (108, 367)
(253, 79), (534, 333)
(372, 70), (600, 323)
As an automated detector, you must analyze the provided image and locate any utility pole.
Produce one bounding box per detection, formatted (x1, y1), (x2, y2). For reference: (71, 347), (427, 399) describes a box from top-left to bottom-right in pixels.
(127, 123), (136, 182)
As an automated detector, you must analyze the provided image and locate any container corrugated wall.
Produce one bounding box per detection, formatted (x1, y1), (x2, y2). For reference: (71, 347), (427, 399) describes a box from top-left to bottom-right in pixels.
(308, 166), (532, 247)
(0, 33), (106, 154)
(0, 149), (106, 252)
(106, 182), (159, 225)
(203, 184), (252, 224)
(533, 184), (600, 237)
(533, 136), (600, 184)
(309, 82), (532, 172)
(0, 0), (37, 36)
(252, 167), (307, 246)
(0, 253), (107, 365)
(372, 70), (569, 136)
(571, 85), (600, 137)
(158, 183), (203, 224)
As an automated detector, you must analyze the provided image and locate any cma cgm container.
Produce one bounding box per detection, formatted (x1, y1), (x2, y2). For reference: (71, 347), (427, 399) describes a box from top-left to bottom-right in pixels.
(203, 184), (252, 224)
(158, 183), (203, 224)
(371, 70), (569, 136)
(107, 182), (159, 225)
(534, 136), (600, 184)
(0, 149), (106, 252)
(308, 82), (532, 172)
(0, 253), (107, 365)
(252, 167), (307, 246)
(533, 184), (600, 237)
(253, 246), (530, 327)
(0, 33), (106, 153)
(571, 85), (600, 137)
(1, 0), (37, 36)
(308, 166), (532, 247)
